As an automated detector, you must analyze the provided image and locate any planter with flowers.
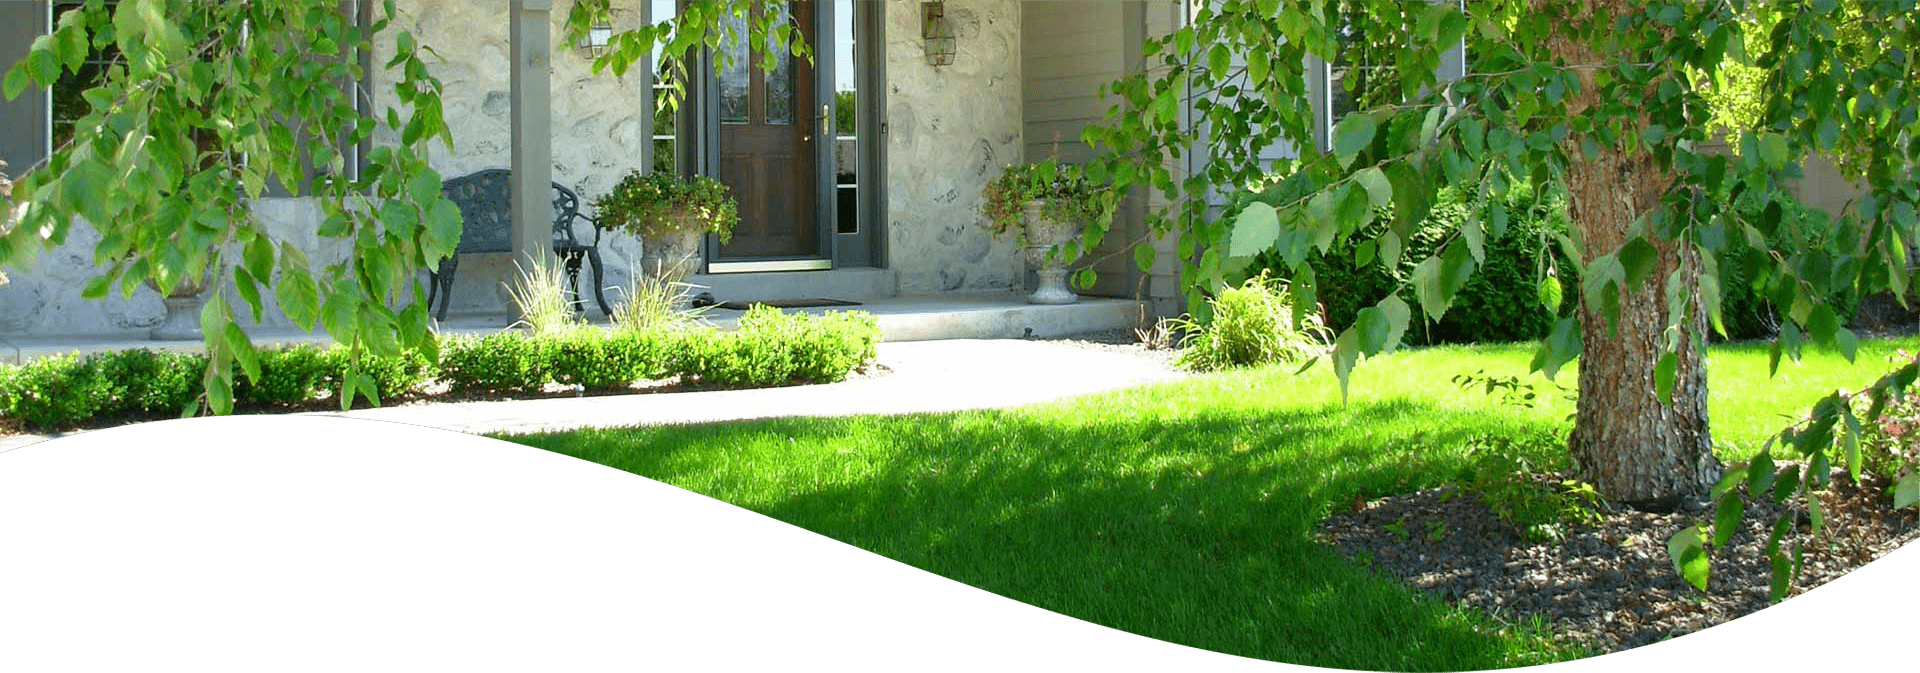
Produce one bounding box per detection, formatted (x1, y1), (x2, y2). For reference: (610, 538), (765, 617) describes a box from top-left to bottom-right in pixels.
(594, 170), (739, 279)
(981, 161), (1116, 304)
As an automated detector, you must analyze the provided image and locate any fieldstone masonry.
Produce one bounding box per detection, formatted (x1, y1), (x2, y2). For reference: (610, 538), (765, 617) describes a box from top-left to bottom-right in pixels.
(0, 0), (1025, 336)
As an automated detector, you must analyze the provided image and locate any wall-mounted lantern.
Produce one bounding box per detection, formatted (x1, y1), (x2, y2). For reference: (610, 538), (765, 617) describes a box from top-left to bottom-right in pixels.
(579, 22), (613, 58)
(922, 2), (956, 67)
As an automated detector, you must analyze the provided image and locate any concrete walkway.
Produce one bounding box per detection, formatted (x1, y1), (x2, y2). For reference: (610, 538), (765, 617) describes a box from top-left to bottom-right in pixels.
(0, 339), (1187, 452)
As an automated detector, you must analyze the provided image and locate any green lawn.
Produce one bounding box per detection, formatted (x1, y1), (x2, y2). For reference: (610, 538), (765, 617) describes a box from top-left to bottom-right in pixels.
(503, 336), (1915, 671)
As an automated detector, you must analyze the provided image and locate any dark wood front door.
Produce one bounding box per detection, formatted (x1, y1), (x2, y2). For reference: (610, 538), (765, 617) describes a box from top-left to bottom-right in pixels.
(715, 1), (819, 259)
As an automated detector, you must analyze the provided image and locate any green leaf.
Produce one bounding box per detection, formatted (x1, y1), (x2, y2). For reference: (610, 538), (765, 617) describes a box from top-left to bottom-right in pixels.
(1654, 351), (1678, 405)
(1747, 453), (1776, 496)
(1666, 525), (1710, 592)
(2, 66), (27, 101)
(1769, 550), (1791, 601)
(1332, 113), (1378, 166)
(1378, 230), (1403, 268)
(1713, 494), (1743, 548)
(1133, 244), (1155, 273)
(1895, 474), (1919, 510)
(1332, 328), (1359, 403)
(1379, 294), (1411, 352)
(1461, 216), (1485, 263)
(1335, 183), (1372, 232)
(223, 323), (261, 385)
(1354, 240), (1377, 267)
(1355, 168), (1392, 208)
(1618, 237), (1659, 288)
(1808, 499), (1824, 539)
(1759, 133), (1789, 170)
(1530, 317), (1581, 380)
(1228, 202), (1280, 259)
(1537, 273), (1563, 312)
(1487, 200), (1509, 239)
(1439, 239), (1475, 298)
(1411, 256), (1445, 322)
(27, 49), (57, 87)
(1354, 307), (1391, 354)
(1805, 305), (1838, 346)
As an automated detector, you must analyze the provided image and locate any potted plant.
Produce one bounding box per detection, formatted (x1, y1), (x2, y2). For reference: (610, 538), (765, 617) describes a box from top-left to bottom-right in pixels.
(594, 169), (739, 280)
(143, 257), (214, 341)
(981, 160), (1115, 304)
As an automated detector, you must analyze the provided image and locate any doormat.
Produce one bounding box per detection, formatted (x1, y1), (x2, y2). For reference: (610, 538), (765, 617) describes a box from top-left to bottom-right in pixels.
(715, 298), (864, 310)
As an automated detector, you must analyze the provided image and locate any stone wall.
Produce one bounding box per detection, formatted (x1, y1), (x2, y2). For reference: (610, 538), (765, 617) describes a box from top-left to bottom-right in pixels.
(883, 0), (1025, 294)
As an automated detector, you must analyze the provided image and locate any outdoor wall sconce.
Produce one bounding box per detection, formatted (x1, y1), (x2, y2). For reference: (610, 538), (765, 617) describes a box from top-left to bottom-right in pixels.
(922, 2), (956, 67)
(579, 22), (613, 57)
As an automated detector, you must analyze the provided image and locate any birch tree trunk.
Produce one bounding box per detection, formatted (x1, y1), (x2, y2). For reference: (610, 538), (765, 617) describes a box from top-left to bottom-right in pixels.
(1547, 0), (1722, 508)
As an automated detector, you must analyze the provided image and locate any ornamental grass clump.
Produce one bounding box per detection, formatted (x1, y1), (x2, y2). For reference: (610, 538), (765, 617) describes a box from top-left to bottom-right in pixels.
(1170, 272), (1332, 371)
(593, 169), (739, 241)
(504, 256), (585, 337)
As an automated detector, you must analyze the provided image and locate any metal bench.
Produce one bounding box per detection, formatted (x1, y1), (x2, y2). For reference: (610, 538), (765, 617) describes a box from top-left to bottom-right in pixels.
(427, 169), (611, 321)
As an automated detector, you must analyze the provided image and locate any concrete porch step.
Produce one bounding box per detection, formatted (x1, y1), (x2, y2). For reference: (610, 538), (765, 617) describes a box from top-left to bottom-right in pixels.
(0, 292), (1144, 364)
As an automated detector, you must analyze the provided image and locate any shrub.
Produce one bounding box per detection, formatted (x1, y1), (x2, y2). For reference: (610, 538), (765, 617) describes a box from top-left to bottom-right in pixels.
(1718, 196), (1862, 340)
(681, 307), (881, 386)
(349, 347), (435, 400)
(0, 349), (204, 429)
(0, 353), (100, 428)
(1170, 272), (1331, 371)
(0, 312), (877, 428)
(92, 349), (204, 416)
(437, 332), (545, 393)
(239, 344), (336, 406)
(544, 329), (675, 389)
(1251, 182), (1577, 346)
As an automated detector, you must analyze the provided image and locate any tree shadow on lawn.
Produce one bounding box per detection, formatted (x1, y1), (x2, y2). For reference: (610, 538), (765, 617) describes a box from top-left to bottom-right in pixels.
(513, 397), (1579, 671)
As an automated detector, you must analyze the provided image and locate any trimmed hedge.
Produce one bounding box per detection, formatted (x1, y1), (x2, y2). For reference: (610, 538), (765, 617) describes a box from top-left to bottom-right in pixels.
(0, 309), (882, 430)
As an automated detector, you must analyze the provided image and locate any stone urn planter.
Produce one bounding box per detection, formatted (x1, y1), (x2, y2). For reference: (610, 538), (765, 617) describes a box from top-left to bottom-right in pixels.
(1021, 199), (1084, 305)
(144, 272), (210, 341)
(638, 215), (705, 280)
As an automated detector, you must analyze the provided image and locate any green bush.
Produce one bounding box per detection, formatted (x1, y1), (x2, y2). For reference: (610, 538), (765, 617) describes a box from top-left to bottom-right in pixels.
(0, 312), (879, 428)
(1251, 181), (1576, 345)
(350, 347), (436, 400)
(437, 332), (546, 393)
(239, 344), (336, 406)
(1718, 196), (1862, 341)
(682, 307), (881, 386)
(0, 349), (205, 429)
(92, 349), (204, 417)
(544, 329), (675, 389)
(1171, 272), (1331, 371)
(0, 353), (101, 427)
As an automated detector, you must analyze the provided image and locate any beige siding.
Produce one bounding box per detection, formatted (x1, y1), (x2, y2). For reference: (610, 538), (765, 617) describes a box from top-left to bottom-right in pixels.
(1021, 1), (1124, 165)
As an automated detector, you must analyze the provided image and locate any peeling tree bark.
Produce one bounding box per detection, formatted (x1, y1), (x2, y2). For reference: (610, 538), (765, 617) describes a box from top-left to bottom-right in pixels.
(1544, 0), (1722, 508)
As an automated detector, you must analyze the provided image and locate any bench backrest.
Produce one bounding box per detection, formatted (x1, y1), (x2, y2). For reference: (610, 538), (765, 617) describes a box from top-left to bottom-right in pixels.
(440, 169), (591, 254)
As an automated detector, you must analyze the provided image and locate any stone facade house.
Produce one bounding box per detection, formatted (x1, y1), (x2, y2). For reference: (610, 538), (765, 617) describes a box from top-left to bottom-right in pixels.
(0, 0), (1410, 338)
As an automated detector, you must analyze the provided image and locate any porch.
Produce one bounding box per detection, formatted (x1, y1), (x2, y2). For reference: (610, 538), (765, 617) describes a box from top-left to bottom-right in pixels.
(0, 292), (1142, 365)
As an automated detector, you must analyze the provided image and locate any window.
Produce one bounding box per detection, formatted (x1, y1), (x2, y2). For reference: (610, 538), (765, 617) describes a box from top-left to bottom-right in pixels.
(833, 0), (857, 234)
(649, 0), (681, 173)
(1323, 2), (1404, 149)
(49, 1), (119, 152)
(47, 1), (371, 195)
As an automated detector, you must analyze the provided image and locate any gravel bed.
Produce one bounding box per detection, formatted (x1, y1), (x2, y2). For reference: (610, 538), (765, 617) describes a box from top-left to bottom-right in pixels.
(1035, 327), (1184, 369)
(1317, 469), (1919, 654)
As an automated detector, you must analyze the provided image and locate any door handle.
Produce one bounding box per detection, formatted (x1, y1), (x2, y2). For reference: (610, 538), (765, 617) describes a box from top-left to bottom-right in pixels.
(803, 104), (829, 143)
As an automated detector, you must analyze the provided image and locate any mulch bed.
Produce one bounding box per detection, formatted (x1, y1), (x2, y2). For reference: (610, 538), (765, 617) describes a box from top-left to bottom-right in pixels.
(1317, 468), (1919, 654)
